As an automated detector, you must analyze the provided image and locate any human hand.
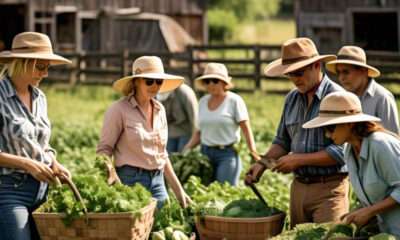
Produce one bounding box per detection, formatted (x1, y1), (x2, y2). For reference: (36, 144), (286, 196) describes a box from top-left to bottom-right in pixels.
(272, 154), (300, 174)
(51, 160), (72, 184)
(106, 164), (121, 185)
(340, 207), (375, 227)
(25, 160), (56, 183)
(176, 190), (193, 208)
(244, 162), (266, 185)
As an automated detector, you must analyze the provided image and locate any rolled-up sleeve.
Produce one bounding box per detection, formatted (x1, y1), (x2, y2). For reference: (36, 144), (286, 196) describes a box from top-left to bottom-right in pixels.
(376, 95), (400, 134)
(375, 140), (400, 203)
(325, 143), (345, 165)
(272, 104), (291, 152)
(96, 104), (123, 157)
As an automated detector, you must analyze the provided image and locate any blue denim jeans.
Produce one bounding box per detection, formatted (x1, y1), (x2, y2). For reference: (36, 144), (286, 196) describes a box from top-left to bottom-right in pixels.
(0, 173), (48, 240)
(166, 135), (190, 153)
(116, 165), (168, 209)
(201, 145), (242, 186)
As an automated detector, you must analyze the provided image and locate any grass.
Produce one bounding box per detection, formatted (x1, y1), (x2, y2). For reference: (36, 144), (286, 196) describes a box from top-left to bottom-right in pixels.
(232, 18), (296, 44)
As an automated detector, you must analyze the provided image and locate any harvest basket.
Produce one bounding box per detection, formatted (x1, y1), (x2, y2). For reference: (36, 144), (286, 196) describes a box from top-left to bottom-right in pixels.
(33, 199), (157, 240)
(195, 212), (286, 240)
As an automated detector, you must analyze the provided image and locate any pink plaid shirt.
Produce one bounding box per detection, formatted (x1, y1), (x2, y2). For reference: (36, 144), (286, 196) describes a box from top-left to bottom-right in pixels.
(97, 94), (168, 170)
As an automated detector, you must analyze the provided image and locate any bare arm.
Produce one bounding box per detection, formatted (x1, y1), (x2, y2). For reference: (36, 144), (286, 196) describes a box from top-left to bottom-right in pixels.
(0, 152), (55, 183)
(272, 149), (338, 173)
(164, 158), (190, 207)
(183, 130), (201, 151)
(342, 196), (398, 227)
(239, 120), (259, 159)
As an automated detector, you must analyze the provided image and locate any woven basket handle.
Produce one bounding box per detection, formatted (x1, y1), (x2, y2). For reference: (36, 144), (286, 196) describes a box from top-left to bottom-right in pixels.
(62, 176), (89, 223)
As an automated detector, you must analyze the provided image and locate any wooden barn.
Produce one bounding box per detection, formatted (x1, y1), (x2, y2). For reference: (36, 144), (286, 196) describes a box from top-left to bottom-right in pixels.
(0, 0), (206, 53)
(295, 0), (400, 54)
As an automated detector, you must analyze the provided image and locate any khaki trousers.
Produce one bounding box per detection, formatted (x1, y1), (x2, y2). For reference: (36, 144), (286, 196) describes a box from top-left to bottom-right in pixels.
(290, 177), (349, 228)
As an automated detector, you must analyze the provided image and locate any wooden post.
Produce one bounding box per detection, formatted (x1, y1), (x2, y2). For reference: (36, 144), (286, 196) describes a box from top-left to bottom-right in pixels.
(121, 49), (129, 77)
(254, 45), (261, 90)
(187, 45), (194, 88)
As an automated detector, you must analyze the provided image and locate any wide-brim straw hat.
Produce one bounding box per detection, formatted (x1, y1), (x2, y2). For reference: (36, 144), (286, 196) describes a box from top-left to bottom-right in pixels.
(303, 91), (381, 129)
(0, 32), (71, 65)
(264, 37), (336, 77)
(326, 46), (380, 78)
(194, 63), (233, 90)
(113, 56), (184, 95)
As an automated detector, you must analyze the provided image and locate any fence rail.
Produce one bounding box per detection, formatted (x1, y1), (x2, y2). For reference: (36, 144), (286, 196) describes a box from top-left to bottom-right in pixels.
(48, 45), (400, 95)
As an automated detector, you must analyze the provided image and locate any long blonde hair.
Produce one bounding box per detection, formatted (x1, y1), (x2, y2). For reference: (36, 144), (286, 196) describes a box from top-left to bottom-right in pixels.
(0, 58), (37, 80)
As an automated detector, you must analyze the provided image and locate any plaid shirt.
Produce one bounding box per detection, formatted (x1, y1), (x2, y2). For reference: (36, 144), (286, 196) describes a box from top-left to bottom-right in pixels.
(273, 75), (346, 177)
(0, 77), (54, 175)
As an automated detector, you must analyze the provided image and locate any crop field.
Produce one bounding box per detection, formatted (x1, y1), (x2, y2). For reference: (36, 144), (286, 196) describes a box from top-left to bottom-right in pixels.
(40, 84), (399, 239)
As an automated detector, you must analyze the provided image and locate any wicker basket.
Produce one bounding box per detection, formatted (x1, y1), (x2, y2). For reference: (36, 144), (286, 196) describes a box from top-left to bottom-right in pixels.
(195, 212), (286, 240)
(32, 199), (157, 240)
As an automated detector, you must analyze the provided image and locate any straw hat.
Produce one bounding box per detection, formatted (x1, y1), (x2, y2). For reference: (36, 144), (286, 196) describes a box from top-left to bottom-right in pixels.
(0, 32), (71, 65)
(113, 56), (184, 95)
(303, 91), (381, 129)
(264, 38), (336, 77)
(326, 46), (380, 78)
(194, 63), (233, 90)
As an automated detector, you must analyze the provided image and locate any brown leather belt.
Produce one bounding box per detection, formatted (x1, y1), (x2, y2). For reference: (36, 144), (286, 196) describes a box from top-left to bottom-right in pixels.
(295, 173), (348, 184)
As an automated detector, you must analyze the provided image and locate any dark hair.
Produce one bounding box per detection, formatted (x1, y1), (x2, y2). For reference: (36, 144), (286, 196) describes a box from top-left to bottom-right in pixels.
(351, 121), (397, 138)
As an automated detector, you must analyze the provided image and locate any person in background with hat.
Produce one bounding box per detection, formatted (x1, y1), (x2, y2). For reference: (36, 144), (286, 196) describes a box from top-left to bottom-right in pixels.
(304, 91), (400, 236)
(246, 38), (348, 227)
(183, 63), (260, 186)
(97, 56), (191, 209)
(0, 32), (72, 240)
(326, 46), (399, 134)
(157, 82), (198, 153)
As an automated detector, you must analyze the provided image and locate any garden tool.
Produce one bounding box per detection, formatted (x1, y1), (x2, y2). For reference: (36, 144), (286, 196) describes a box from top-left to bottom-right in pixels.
(247, 181), (269, 208)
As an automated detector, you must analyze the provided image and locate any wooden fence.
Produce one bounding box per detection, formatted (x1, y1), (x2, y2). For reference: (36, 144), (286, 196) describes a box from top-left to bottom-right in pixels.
(48, 45), (400, 94)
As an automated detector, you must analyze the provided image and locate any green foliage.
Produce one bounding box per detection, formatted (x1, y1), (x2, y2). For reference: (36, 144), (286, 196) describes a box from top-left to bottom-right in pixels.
(170, 150), (213, 185)
(153, 196), (193, 235)
(271, 222), (354, 240)
(208, 0), (280, 21)
(184, 176), (282, 218)
(39, 155), (152, 224)
(221, 199), (279, 218)
(369, 233), (397, 240)
(208, 9), (238, 42)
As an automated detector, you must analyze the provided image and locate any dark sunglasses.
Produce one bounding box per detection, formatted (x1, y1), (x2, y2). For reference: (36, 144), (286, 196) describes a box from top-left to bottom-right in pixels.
(35, 63), (50, 72)
(287, 70), (305, 77)
(324, 125), (336, 133)
(144, 78), (163, 86)
(203, 78), (220, 85)
(286, 64), (313, 78)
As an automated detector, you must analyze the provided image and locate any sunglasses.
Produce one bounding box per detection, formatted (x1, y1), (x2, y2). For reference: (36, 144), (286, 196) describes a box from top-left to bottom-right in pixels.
(324, 125), (337, 133)
(144, 78), (164, 86)
(203, 78), (220, 85)
(35, 63), (50, 72)
(286, 64), (314, 78)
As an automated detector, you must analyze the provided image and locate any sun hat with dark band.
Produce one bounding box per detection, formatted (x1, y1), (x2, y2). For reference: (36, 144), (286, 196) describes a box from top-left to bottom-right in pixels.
(113, 56), (184, 95)
(303, 91), (381, 129)
(194, 63), (233, 90)
(0, 32), (71, 65)
(326, 46), (380, 78)
(264, 37), (336, 77)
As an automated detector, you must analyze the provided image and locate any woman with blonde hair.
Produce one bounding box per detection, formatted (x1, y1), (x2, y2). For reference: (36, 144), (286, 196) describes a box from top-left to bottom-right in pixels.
(303, 91), (400, 236)
(0, 32), (72, 240)
(183, 63), (259, 186)
(97, 56), (191, 209)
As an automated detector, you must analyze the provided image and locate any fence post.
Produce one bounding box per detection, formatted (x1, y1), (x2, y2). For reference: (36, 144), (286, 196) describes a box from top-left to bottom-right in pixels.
(188, 45), (194, 88)
(72, 53), (82, 86)
(121, 49), (129, 77)
(254, 45), (261, 90)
